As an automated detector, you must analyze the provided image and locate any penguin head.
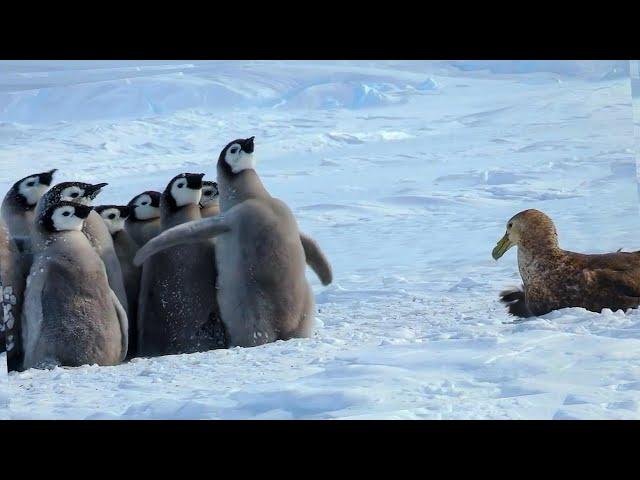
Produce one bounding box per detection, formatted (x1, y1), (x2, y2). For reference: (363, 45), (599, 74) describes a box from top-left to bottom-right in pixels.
(200, 181), (219, 208)
(41, 201), (93, 232)
(46, 181), (108, 207)
(165, 173), (204, 209)
(95, 205), (131, 235)
(219, 136), (256, 174)
(11, 169), (58, 209)
(128, 191), (161, 221)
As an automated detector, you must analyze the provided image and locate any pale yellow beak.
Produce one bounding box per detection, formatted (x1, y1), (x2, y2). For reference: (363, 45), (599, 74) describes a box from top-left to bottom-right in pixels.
(492, 232), (514, 260)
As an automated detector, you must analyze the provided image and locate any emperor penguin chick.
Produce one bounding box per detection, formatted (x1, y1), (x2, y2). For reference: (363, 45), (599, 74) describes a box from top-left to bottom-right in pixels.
(137, 173), (224, 357)
(134, 137), (333, 348)
(200, 181), (220, 218)
(96, 205), (141, 359)
(1, 169), (57, 245)
(36, 182), (129, 316)
(125, 191), (161, 247)
(22, 201), (128, 369)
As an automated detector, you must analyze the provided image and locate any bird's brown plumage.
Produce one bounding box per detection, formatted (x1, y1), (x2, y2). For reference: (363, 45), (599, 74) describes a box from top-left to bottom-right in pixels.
(493, 209), (640, 318)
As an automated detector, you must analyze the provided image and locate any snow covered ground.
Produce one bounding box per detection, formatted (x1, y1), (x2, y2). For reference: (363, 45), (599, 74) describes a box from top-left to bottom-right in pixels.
(2, 61), (640, 419)
(0, 353), (7, 419)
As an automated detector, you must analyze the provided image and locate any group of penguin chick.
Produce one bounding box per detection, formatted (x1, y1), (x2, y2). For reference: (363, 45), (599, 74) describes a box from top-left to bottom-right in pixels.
(3, 136), (640, 373)
(0, 137), (333, 371)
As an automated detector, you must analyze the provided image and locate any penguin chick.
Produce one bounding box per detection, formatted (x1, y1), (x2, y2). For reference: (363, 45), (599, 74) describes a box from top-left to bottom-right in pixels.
(200, 181), (220, 218)
(137, 173), (224, 356)
(125, 191), (162, 247)
(96, 205), (141, 358)
(22, 201), (128, 369)
(1, 168), (57, 241)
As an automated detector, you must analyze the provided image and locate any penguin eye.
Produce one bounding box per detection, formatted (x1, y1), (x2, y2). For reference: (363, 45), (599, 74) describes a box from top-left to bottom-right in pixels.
(26, 181), (35, 187)
(508, 222), (513, 229)
(141, 201), (149, 205)
(177, 182), (185, 189)
(108, 213), (116, 220)
(62, 211), (71, 217)
(230, 147), (239, 154)
(70, 192), (79, 198)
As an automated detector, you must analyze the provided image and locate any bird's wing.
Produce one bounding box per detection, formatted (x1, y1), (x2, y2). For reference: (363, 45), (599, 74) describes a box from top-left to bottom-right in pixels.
(134, 215), (231, 267)
(110, 289), (129, 362)
(588, 268), (640, 298)
(300, 232), (333, 286)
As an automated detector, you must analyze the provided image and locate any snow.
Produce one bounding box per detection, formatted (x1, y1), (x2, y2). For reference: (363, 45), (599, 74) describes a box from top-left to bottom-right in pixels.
(2, 61), (640, 419)
(0, 352), (7, 419)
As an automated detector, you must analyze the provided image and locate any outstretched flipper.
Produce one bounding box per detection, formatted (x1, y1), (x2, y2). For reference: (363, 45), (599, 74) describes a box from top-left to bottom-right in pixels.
(111, 289), (129, 362)
(499, 286), (533, 318)
(134, 215), (231, 267)
(300, 232), (333, 286)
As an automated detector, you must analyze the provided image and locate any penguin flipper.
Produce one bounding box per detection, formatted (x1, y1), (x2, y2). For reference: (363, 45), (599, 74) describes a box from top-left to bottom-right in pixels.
(134, 215), (231, 267)
(110, 289), (129, 363)
(300, 232), (333, 286)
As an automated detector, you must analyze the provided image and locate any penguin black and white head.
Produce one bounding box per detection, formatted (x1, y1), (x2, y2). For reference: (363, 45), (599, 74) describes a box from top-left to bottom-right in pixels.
(218, 137), (256, 175)
(164, 173), (205, 210)
(40, 181), (108, 213)
(39, 201), (93, 233)
(95, 205), (131, 235)
(4, 169), (58, 211)
(127, 191), (161, 221)
(200, 181), (219, 209)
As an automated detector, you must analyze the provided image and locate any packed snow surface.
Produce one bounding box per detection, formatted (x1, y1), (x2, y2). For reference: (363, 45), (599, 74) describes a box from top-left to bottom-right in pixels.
(2, 61), (639, 419)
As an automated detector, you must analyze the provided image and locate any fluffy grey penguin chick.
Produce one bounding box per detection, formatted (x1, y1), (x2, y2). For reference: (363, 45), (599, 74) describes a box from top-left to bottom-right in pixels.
(96, 204), (141, 359)
(35, 181), (129, 317)
(134, 137), (333, 348)
(200, 181), (220, 218)
(22, 201), (128, 369)
(137, 173), (224, 357)
(1, 169), (57, 248)
(125, 191), (162, 247)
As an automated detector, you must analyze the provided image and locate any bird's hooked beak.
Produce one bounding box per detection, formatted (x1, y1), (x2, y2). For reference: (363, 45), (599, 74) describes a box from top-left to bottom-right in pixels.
(492, 232), (514, 260)
(86, 183), (108, 199)
(38, 169), (58, 186)
(241, 136), (255, 154)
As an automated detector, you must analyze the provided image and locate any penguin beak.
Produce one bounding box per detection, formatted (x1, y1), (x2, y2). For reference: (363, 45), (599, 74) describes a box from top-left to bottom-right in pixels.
(75, 205), (93, 220)
(241, 136), (255, 154)
(492, 232), (514, 260)
(86, 183), (108, 199)
(38, 169), (58, 186)
(186, 173), (205, 190)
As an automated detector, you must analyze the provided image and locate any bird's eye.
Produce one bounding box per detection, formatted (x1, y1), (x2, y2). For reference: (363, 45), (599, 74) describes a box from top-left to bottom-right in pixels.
(108, 213), (116, 220)
(508, 222), (513, 228)
(141, 201), (148, 206)
(70, 192), (79, 198)
(177, 183), (184, 189)
(26, 181), (35, 187)
(62, 211), (71, 217)
(230, 147), (238, 154)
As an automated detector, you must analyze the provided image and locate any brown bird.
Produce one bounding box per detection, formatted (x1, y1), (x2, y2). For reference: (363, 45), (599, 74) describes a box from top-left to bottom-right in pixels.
(492, 209), (640, 318)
